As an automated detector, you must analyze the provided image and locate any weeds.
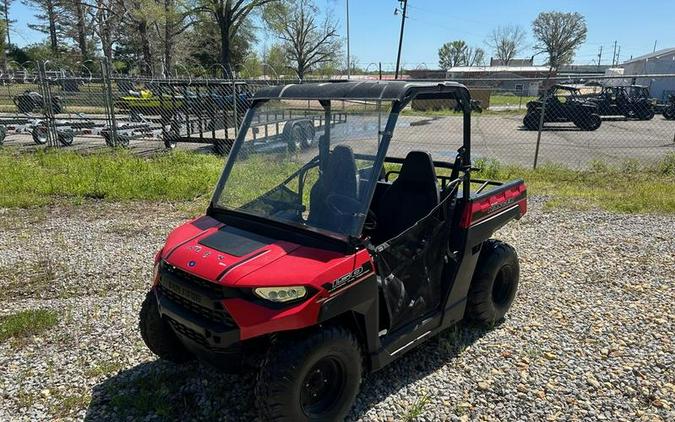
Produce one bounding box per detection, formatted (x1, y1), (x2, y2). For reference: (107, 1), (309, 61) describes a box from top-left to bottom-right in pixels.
(0, 309), (59, 342)
(402, 391), (431, 421)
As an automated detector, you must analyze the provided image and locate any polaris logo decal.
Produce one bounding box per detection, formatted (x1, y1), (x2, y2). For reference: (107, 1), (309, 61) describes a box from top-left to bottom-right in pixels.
(324, 263), (372, 292)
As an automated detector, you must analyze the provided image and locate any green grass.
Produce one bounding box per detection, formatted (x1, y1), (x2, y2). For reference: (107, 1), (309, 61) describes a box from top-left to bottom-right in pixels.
(474, 155), (675, 213)
(489, 94), (536, 107)
(0, 148), (673, 214)
(0, 309), (59, 342)
(0, 149), (224, 207)
(401, 107), (524, 117)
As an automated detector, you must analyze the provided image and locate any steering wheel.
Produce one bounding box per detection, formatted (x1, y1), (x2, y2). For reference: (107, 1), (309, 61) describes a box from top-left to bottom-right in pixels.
(325, 193), (377, 231)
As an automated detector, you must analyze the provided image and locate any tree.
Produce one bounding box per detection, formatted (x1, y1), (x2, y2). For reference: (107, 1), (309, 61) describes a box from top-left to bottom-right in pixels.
(262, 42), (289, 76)
(153, 0), (197, 75)
(438, 40), (485, 70)
(61, 0), (94, 59)
(487, 25), (526, 66)
(198, 0), (278, 76)
(532, 11), (587, 69)
(89, 0), (123, 63)
(23, 0), (63, 53)
(190, 12), (257, 75)
(1, 0), (14, 45)
(264, 0), (341, 80)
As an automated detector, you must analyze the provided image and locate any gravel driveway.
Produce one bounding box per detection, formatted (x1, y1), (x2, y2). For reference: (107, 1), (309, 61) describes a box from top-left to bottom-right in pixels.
(0, 200), (673, 421)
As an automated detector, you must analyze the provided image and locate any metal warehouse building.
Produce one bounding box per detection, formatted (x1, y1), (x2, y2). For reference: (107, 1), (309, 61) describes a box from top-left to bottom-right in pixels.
(622, 47), (675, 100)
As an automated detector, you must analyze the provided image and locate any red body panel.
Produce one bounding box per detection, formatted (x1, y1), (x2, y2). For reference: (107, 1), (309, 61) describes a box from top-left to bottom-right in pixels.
(160, 216), (368, 340)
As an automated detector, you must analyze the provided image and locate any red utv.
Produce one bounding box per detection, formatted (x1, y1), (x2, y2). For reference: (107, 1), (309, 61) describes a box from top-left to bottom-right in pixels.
(140, 81), (527, 421)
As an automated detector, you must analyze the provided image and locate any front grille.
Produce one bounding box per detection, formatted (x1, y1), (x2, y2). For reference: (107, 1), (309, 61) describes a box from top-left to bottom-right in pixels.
(158, 262), (237, 329)
(158, 284), (235, 326)
(161, 263), (227, 298)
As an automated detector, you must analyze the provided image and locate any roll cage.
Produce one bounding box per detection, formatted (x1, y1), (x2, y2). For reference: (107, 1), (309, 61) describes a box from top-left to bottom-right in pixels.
(209, 80), (475, 246)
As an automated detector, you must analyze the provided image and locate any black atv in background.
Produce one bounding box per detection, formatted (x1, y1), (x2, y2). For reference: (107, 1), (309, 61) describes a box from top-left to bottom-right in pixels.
(663, 95), (675, 120)
(523, 85), (602, 131)
(586, 85), (655, 120)
(13, 91), (63, 115)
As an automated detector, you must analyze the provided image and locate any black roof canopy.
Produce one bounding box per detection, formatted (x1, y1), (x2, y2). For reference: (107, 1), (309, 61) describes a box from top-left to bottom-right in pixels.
(253, 80), (469, 102)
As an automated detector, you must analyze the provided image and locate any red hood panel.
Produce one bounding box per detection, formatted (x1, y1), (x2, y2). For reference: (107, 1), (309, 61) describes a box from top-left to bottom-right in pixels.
(164, 221), (301, 284)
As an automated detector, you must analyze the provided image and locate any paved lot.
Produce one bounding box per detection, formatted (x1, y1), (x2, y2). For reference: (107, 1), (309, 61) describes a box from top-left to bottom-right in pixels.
(1, 112), (673, 168)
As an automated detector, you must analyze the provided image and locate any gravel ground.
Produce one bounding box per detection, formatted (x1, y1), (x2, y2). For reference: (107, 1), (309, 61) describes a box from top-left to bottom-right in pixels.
(0, 199), (673, 421)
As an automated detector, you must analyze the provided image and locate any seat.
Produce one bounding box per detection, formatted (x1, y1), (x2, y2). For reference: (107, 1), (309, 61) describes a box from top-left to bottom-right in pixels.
(308, 145), (358, 232)
(375, 151), (439, 242)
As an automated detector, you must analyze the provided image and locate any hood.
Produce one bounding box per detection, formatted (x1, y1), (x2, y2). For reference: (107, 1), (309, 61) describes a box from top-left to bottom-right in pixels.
(162, 216), (302, 285)
(160, 216), (353, 289)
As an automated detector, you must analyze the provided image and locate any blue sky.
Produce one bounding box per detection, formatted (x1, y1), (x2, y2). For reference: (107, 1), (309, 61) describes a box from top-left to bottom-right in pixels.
(10, 0), (675, 69)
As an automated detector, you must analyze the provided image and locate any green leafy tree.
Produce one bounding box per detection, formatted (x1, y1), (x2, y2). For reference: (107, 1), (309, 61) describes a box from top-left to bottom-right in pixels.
(1, 0), (14, 45)
(262, 42), (289, 76)
(197, 0), (278, 76)
(22, 0), (63, 53)
(438, 40), (485, 70)
(532, 11), (587, 69)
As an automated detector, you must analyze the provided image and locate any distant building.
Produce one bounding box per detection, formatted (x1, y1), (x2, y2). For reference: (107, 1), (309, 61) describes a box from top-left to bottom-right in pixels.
(621, 47), (675, 100)
(489, 58), (533, 67)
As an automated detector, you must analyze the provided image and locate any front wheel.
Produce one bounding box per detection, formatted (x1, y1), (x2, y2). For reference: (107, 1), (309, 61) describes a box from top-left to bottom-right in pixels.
(664, 108), (675, 120)
(139, 291), (193, 363)
(255, 326), (362, 421)
(58, 129), (74, 146)
(465, 239), (520, 325)
(32, 126), (49, 145)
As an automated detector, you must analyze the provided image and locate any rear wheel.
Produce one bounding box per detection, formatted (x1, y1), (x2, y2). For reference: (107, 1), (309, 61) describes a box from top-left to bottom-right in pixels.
(664, 108), (675, 120)
(0, 125), (6, 145)
(523, 113), (539, 130)
(255, 326), (362, 421)
(139, 291), (193, 363)
(465, 239), (519, 325)
(575, 113), (601, 131)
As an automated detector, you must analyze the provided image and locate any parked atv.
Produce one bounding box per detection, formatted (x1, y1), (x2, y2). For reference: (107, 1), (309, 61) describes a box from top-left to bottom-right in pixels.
(13, 91), (63, 115)
(586, 85), (655, 120)
(663, 95), (675, 120)
(523, 84), (601, 131)
(139, 81), (527, 421)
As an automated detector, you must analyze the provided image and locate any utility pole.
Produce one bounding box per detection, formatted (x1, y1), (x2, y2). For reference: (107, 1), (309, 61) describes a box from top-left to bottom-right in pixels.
(346, 0), (350, 79)
(394, 0), (408, 80)
(616, 46), (621, 66)
(653, 40), (657, 52)
(612, 41), (617, 66)
(597, 46), (603, 70)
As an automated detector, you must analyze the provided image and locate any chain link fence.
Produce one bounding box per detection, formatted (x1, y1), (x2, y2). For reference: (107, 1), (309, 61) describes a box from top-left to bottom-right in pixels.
(0, 61), (673, 169)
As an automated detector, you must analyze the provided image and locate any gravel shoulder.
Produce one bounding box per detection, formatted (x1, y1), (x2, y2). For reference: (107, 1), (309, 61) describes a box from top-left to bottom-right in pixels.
(0, 199), (673, 421)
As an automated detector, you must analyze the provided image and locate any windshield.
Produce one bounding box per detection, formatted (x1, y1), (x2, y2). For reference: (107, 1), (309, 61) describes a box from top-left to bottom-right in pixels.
(213, 99), (394, 237)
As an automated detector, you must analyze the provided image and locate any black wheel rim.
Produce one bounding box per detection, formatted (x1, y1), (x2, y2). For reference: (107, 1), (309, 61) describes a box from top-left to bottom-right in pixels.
(300, 356), (346, 417)
(492, 266), (514, 307)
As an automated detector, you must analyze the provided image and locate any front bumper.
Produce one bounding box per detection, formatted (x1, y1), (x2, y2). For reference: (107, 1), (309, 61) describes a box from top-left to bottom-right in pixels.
(153, 262), (244, 370)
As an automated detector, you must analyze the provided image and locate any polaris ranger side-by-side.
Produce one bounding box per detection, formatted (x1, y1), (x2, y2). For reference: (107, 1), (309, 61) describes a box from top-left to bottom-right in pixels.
(140, 81), (527, 421)
(523, 84), (602, 131)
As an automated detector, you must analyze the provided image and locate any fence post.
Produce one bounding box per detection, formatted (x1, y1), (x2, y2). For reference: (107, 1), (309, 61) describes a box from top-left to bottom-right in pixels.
(533, 89), (549, 170)
(101, 59), (119, 147)
(37, 61), (58, 147)
(232, 79), (238, 137)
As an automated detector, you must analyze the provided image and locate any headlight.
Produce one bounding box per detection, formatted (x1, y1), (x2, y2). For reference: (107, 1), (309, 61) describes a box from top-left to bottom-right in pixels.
(253, 286), (307, 303)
